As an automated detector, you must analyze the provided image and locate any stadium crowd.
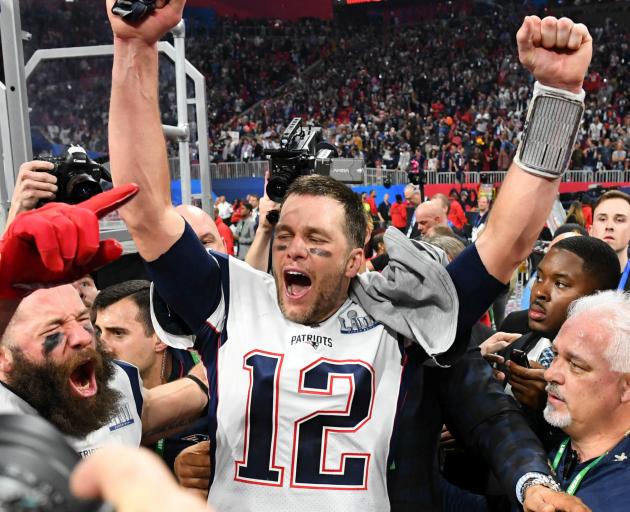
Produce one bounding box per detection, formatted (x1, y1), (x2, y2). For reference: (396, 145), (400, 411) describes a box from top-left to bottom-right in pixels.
(1, 2), (630, 512)
(9, 0), (628, 174)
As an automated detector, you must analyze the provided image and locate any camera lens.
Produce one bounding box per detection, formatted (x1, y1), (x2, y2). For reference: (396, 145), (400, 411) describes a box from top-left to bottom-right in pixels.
(0, 415), (102, 512)
(66, 175), (103, 204)
(266, 175), (290, 203)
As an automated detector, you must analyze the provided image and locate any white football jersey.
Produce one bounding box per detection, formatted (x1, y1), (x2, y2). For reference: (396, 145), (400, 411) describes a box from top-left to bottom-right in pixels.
(166, 254), (405, 512)
(0, 362), (143, 458)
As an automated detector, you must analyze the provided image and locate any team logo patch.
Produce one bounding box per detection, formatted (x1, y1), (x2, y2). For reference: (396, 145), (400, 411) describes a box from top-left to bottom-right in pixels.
(290, 334), (333, 349)
(108, 403), (135, 431)
(338, 309), (379, 334)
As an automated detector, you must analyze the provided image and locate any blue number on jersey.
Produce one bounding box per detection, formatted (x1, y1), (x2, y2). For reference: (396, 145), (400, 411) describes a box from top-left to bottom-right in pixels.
(235, 350), (285, 485)
(236, 353), (374, 489)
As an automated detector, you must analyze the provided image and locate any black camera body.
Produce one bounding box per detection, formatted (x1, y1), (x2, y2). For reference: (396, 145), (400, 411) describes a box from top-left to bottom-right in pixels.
(39, 146), (111, 205)
(264, 118), (366, 203)
(0, 414), (104, 511)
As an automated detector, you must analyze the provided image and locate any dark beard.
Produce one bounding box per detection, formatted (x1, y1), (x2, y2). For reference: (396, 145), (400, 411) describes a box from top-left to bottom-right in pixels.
(8, 343), (122, 439)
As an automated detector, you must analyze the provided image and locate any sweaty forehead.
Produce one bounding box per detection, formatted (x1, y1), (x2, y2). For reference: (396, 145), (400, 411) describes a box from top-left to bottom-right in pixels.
(12, 285), (84, 326)
(556, 313), (610, 356)
(280, 195), (346, 229)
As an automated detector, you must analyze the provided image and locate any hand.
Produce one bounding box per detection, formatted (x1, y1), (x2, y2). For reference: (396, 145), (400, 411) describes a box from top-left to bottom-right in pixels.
(71, 445), (212, 512)
(524, 485), (591, 512)
(439, 425), (458, 450)
(517, 16), (592, 94)
(174, 441), (211, 499)
(508, 360), (547, 410)
(480, 331), (521, 357)
(106, 0), (185, 45)
(0, 183), (139, 298)
(6, 161), (57, 226)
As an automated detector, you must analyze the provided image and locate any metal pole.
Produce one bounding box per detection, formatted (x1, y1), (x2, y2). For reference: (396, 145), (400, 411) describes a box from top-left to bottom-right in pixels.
(0, 83), (12, 230)
(0, 0), (33, 171)
(171, 20), (191, 206)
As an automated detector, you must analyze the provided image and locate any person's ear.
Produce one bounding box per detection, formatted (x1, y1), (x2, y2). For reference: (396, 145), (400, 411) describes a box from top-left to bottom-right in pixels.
(0, 345), (14, 377)
(620, 374), (630, 404)
(345, 247), (364, 279)
(153, 335), (168, 354)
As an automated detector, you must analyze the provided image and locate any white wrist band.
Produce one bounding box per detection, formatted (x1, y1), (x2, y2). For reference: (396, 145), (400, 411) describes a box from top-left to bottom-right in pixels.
(514, 81), (585, 179)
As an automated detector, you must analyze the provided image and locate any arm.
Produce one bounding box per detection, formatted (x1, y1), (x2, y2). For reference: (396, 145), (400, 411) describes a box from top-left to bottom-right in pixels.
(71, 446), (212, 512)
(437, 346), (551, 504)
(245, 186), (280, 271)
(476, 16), (592, 283)
(107, 0), (186, 262)
(141, 365), (208, 445)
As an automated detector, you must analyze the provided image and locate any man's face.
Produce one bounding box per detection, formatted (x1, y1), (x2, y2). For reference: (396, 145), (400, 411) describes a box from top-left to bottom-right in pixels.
(415, 209), (439, 236)
(528, 248), (598, 337)
(272, 195), (360, 325)
(249, 196), (259, 209)
(544, 313), (626, 437)
(72, 276), (98, 309)
(95, 297), (160, 377)
(384, 193), (389, 202)
(0, 286), (120, 437)
(478, 196), (489, 212)
(590, 198), (630, 256)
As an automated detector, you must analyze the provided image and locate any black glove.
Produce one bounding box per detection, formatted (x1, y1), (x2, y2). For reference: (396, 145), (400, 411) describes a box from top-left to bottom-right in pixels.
(111, 0), (157, 22)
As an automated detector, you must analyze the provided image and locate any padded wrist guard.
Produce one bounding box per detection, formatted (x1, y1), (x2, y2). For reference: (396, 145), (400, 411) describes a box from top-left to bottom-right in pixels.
(513, 81), (585, 179)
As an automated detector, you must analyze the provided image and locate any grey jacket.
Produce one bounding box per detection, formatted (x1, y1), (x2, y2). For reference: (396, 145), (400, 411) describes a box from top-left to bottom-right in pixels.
(350, 227), (459, 362)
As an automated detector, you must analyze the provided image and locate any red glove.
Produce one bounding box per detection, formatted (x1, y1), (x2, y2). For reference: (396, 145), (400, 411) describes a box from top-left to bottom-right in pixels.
(0, 183), (139, 298)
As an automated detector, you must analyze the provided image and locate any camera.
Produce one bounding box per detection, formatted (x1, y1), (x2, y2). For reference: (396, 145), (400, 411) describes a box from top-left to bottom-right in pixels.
(264, 118), (366, 203)
(111, 0), (156, 22)
(39, 146), (111, 205)
(0, 414), (105, 511)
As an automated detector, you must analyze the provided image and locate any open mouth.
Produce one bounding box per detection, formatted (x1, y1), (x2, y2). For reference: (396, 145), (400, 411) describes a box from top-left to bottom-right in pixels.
(284, 270), (312, 300)
(68, 359), (98, 398)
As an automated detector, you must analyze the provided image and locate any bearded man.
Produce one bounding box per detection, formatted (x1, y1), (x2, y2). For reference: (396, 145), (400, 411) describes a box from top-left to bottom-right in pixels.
(0, 284), (208, 457)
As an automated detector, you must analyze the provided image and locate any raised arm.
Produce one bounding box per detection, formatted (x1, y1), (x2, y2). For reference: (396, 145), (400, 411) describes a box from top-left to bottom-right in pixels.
(476, 16), (592, 283)
(106, 0), (186, 261)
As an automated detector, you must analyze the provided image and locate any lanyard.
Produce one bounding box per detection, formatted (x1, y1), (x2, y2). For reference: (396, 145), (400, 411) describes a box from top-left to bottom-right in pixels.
(551, 438), (605, 496)
(618, 261), (630, 291)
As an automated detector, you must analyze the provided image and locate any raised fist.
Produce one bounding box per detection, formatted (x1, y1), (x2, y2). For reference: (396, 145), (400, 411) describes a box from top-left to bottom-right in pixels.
(517, 16), (592, 94)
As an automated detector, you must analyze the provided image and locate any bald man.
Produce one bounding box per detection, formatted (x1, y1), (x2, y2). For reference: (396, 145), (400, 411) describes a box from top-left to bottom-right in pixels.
(414, 201), (448, 237)
(175, 205), (227, 254)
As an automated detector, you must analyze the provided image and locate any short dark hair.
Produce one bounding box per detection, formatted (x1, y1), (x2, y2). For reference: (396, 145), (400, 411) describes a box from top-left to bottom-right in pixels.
(93, 280), (153, 337)
(554, 223), (588, 237)
(593, 190), (630, 213)
(552, 236), (620, 291)
(284, 175), (367, 249)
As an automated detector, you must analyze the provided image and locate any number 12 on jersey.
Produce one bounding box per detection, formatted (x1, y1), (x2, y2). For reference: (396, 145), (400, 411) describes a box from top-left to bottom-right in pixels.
(234, 350), (376, 490)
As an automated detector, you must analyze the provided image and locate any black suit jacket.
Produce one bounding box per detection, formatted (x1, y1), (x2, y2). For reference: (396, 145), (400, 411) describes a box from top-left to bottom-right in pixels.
(388, 341), (551, 511)
(498, 309), (530, 335)
(499, 332), (563, 452)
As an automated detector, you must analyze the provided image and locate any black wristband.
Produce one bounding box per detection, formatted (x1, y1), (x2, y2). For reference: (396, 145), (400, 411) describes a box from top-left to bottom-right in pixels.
(185, 374), (209, 396)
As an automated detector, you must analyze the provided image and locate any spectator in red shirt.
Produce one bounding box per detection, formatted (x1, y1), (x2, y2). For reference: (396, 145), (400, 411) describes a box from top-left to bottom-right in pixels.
(390, 194), (408, 231)
(445, 189), (468, 231)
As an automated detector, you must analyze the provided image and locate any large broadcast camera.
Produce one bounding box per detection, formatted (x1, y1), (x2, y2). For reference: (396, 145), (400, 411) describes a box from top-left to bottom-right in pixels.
(0, 414), (105, 511)
(39, 146), (111, 205)
(265, 118), (366, 203)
